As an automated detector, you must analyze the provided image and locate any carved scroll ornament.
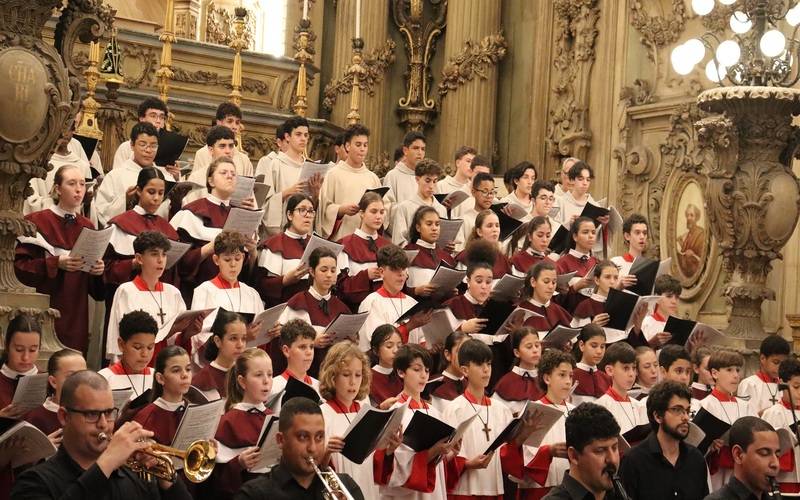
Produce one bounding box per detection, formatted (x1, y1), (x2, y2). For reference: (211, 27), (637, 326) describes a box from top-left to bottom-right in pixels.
(54, 0), (116, 79)
(322, 40), (397, 112)
(629, 0), (687, 48)
(437, 32), (507, 98)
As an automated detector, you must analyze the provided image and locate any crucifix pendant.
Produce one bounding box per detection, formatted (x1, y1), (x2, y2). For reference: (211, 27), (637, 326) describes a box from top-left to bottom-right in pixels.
(156, 308), (166, 325)
(482, 422), (492, 441)
(770, 394), (778, 405)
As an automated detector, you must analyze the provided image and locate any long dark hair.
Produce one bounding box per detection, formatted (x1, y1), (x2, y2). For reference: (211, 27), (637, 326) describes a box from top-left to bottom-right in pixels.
(507, 216), (551, 257)
(136, 166), (168, 189)
(151, 345), (189, 401)
(204, 310), (247, 362)
(1, 314), (42, 366)
(407, 206), (439, 244)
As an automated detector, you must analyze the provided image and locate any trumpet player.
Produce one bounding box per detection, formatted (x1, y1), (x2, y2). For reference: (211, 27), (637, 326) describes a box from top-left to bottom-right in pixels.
(235, 397), (364, 500)
(11, 370), (191, 500)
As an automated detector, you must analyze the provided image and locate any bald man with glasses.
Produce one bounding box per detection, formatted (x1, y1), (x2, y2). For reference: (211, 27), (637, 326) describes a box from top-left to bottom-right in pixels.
(12, 370), (190, 500)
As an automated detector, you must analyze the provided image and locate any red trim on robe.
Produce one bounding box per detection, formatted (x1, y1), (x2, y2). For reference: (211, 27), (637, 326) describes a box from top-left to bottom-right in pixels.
(711, 388), (736, 402)
(107, 362), (152, 375)
(282, 370), (313, 385)
(757, 370), (779, 384)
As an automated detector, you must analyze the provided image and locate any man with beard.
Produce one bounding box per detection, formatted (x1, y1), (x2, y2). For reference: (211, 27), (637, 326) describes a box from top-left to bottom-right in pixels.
(619, 381), (708, 499)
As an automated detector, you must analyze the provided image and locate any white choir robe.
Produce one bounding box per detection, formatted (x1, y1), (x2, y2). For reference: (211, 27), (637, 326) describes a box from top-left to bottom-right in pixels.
(383, 162), (418, 214)
(517, 401), (573, 494)
(429, 371), (463, 415)
(454, 200), (478, 253)
(595, 389), (648, 435)
(761, 402), (800, 490)
(557, 191), (605, 254)
(183, 147), (254, 205)
(112, 140), (133, 170)
(320, 402), (380, 499)
(436, 175), (469, 195)
(738, 372), (782, 416)
(611, 254), (635, 278)
(97, 363), (154, 402)
(316, 160), (382, 240)
(190, 278), (265, 365)
(254, 151), (278, 178)
(699, 391), (754, 491)
(357, 289), (425, 352)
(94, 159), (172, 226)
(25, 138), (94, 215)
(500, 192), (534, 223)
(390, 194), (447, 247)
(442, 394), (513, 497)
(641, 313), (667, 342)
(259, 151), (303, 233)
(375, 401), (447, 500)
(106, 278), (187, 358)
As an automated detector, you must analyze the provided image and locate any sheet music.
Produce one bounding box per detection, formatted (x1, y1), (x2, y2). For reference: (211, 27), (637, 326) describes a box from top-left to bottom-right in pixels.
(490, 274), (525, 300)
(0, 421), (57, 468)
(222, 208), (264, 237)
(250, 416), (281, 473)
(505, 203), (529, 220)
(11, 374), (49, 412)
(157, 308), (215, 343)
(437, 219), (463, 247)
(525, 402), (566, 446)
(428, 266), (466, 291)
(300, 234), (344, 266)
(298, 161), (331, 183)
(323, 312), (370, 343)
(556, 271), (577, 290)
(70, 226), (114, 272)
(165, 241), (191, 269)
(171, 399), (225, 451)
(376, 402), (409, 449)
(230, 176), (256, 207)
(111, 388), (134, 410)
(496, 307), (540, 334)
(421, 308), (460, 346)
(441, 190), (470, 210)
(248, 303), (289, 347)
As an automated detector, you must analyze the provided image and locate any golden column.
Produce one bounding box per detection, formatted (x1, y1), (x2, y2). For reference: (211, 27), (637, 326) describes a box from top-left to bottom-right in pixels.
(293, 16), (313, 117)
(75, 41), (103, 141)
(437, 0), (502, 168)
(156, 0), (177, 128)
(229, 7), (248, 150)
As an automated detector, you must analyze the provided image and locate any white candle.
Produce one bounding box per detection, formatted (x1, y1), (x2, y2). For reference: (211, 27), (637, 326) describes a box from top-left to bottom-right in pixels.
(355, 0), (361, 39)
(303, 0), (308, 20)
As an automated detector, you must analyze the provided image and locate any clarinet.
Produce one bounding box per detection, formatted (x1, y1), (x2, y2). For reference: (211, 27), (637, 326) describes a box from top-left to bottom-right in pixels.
(768, 476), (783, 499)
(604, 466), (631, 500)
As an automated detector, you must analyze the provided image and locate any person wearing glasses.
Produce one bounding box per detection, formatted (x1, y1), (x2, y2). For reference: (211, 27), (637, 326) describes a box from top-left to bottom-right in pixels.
(11, 370), (191, 500)
(454, 170), (497, 253)
(95, 122), (176, 227)
(110, 97), (168, 169)
(619, 380), (709, 500)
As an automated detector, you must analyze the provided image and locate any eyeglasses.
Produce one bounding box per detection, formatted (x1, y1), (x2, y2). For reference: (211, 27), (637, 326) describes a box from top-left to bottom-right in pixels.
(65, 407), (119, 423)
(665, 406), (691, 417)
(475, 189), (497, 197)
(537, 195), (556, 202)
(135, 142), (159, 152)
(145, 112), (167, 121)
(294, 207), (316, 216)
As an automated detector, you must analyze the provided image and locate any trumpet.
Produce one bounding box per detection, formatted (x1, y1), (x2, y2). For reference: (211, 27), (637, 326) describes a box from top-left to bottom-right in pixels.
(308, 456), (355, 500)
(98, 433), (216, 483)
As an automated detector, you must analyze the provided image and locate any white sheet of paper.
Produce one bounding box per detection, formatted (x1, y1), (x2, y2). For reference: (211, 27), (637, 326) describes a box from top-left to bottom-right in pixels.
(0, 421), (57, 468)
(251, 416), (281, 472)
(421, 308), (460, 346)
(253, 182), (270, 208)
(158, 308), (215, 343)
(171, 399), (225, 452)
(248, 303), (289, 347)
(442, 190), (470, 210)
(11, 373), (49, 412)
(429, 265), (466, 291)
(69, 226), (113, 272)
(624, 295), (660, 331)
(525, 402), (567, 446)
(376, 402), (409, 449)
(300, 233), (344, 266)
(222, 207), (264, 237)
(496, 307), (540, 335)
(608, 206), (623, 236)
(298, 161), (331, 183)
(437, 219), (463, 248)
(111, 388), (134, 410)
(490, 274), (525, 300)
(542, 326), (581, 347)
(323, 312), (370, 343)
(230, 176), (256, 207)
(656, 258), (672, 281)
(165, 240), (191, 269)
(506, 203), (529, 221)
(448, 412), (479, 443)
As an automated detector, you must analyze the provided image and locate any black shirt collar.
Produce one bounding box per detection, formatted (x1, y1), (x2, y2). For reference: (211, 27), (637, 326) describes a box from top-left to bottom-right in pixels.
(724, 476), (762, 500)
(561, 473), (596, 500)
(271, 462), (317, 491)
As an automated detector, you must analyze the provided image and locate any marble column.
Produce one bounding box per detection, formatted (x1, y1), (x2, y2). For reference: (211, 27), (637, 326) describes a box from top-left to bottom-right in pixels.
(437, 0), (502, 171)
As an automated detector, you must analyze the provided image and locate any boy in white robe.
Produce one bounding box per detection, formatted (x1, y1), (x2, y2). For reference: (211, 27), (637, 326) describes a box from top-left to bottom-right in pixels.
(384, 132), (427, 218)
(455, 171), (497, 252)
(111, 97), (169, 170)
(185, 124), (251, 205)
(610, 214), (649, 286)
(595, 343), (647, 436)
(436, 146), (476, 195)
(738, 335), (790, 416)
(390, 159), (448, 247)
(98, 310), (157, 401)
(268, 319), (321, 406)
(106, 232), (186, 359)
(640, 274), (681, 348)
(760, 357), (800, 492)
(357, 245), (431, 352)
(316, 124), (382, 240)
(190, 103), (253, 178)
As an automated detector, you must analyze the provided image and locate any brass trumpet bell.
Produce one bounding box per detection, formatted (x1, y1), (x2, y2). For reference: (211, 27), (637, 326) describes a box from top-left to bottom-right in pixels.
(126, 439), (216, 483)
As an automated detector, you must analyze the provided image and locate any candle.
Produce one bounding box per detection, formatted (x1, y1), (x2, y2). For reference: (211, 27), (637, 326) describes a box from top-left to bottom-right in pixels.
(303, 0), (308, 20)
(355, 0), (361, 39)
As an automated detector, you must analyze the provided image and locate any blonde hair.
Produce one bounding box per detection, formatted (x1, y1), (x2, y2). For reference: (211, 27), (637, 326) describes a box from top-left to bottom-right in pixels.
(318, 343), (371, 402)
(225, 348), (271, 411)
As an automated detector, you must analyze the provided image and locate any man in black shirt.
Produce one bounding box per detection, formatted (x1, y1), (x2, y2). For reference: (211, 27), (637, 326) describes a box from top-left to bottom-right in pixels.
(544, 403), (626, 500)
(619, 380), (708, 499)
(704, 416), (781, 500)
(11, 370), (190, 500)
(235, 397), (363, 500)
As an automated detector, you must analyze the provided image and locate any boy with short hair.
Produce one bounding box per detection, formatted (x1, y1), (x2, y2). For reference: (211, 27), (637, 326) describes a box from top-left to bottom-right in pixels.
(106, 231), (186, 359)
(640, 274), (681, 348)
(269, 318), (321, 397)
(357, 245), (430, 352)
(111, 97), (169, 169)
(183, 125), (239, 204)
(390, 159), (447, 246)
(443, 339), (516, 498)
(760, 357), (800, 493)
(658, 344), (693, 386)
(595, 342), (648, 435)
(454, 171), (496, 251)
(384, 131), (427, 206)
(738, 335), (791, 415)
(98, 310), (158, 399)
(612, 214), (649, 279)
(192, 102), (254, 178)
(317, 124), (382, 240)
(699, 349), (754, 491)
(436, 145), (477, 194)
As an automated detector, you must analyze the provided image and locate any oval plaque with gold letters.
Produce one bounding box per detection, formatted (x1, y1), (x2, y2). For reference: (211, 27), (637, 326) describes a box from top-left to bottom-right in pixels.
(0, 48), (49, 143)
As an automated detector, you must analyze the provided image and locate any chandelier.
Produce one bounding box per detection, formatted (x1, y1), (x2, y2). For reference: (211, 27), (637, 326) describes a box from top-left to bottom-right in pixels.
(671, 0), (800, 86)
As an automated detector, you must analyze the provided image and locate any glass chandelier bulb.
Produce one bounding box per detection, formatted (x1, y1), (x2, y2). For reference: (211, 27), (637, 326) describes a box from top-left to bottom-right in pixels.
(692, 0), (714, 16)
(719, 0), (736, 5)
(684, 39), (706, 65)
(760, 30), (786, 58)
(671, 45), (695, 75)
(729, 11), (752, 34)
(787, 5), (800, 27)
(705, 60), (727, 83)
(716, 40), (741, 66)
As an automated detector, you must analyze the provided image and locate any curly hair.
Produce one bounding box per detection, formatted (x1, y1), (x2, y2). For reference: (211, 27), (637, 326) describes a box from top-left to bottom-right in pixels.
(318, 342), (371, 402)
